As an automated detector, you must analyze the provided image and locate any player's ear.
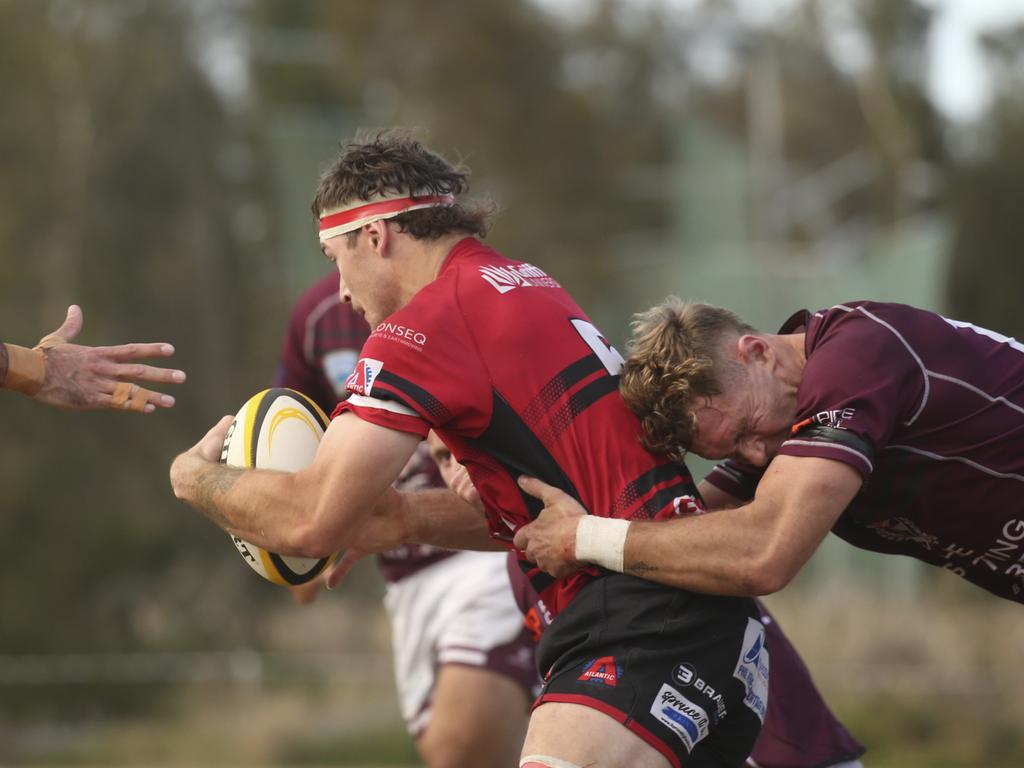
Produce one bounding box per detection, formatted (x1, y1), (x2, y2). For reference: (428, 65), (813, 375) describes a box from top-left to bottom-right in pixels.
(736, 334), (770, 365)
(365, 220), (389, 255)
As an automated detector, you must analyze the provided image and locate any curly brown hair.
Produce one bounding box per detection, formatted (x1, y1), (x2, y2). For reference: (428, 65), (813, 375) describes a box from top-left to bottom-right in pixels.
(312, 129), (493, 242)
(620, 298), (755, 461)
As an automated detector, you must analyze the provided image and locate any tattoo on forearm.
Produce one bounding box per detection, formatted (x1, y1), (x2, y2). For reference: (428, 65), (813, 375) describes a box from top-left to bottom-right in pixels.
(627, 560), (660, 576)
(0, 343), (8, 387)
(196, 464), (242, 529)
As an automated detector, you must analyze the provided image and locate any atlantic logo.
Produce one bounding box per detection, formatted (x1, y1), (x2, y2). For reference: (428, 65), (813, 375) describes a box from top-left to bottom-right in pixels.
(479, 263), (560, 294)
(578, 656), (622, 687)
(346, 358), (384, 396)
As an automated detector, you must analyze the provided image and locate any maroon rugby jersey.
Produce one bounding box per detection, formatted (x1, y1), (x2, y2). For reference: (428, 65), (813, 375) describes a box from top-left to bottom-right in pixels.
(336, 237), (703, 617)
(705, 300), (1024, 604)
(275, 273), (453, 582)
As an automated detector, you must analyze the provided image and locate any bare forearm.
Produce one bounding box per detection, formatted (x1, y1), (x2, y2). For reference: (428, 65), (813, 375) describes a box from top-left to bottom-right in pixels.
(622, 507), (779, 595)
(0, 342), (8, 387)
(172, 453), (324, 556)
(402, 489), (505, 551)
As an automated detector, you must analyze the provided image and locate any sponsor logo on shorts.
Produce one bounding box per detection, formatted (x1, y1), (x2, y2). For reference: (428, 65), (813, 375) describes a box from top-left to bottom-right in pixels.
(346, 358), (383, 396)
(671, 663), (727, 721)
(650, 683), (709, 753)
(733, 618), (769, 723)
(577, 656), (621, 687)
(479, 263), (560, 294)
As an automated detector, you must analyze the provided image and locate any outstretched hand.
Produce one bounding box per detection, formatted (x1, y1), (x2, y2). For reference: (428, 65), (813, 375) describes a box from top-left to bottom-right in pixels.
(513, 476), (588, 579)
(33, 305), (186, 413)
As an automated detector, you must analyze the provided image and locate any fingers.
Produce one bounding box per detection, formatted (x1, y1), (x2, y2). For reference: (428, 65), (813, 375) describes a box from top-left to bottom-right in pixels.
(512, 524), (531, 552)
(325, 549), (364, 589)
(193, 415), (234, 462)
(95, 342), (178, 361)
(518, 475), (566, 504)
(112, 362), (186, 386)
(109, 382), (174, 413)
(42, 304), (83, 347)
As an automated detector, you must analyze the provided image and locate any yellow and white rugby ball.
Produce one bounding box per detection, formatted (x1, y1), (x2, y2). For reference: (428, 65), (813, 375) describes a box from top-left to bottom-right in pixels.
(220, 388), (334, 586)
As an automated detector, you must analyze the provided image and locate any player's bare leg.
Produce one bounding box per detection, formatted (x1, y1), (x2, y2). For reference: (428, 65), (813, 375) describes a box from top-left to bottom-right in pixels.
(417, 664), (530, 768)
(522, 702), (671, 768)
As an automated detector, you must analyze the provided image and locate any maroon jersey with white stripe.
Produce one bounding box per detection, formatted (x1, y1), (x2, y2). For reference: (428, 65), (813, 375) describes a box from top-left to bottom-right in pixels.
(275, 273), (454, 582)
(705, 301), (1024, 604)
(335, 238), (702, 617)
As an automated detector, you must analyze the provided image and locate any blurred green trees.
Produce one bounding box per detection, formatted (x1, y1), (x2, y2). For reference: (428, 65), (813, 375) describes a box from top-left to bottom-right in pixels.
(0, 2), (1022, 762)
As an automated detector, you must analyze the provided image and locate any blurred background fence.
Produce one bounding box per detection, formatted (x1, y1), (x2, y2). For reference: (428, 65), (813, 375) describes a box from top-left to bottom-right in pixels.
(1, 0), (1023, 765)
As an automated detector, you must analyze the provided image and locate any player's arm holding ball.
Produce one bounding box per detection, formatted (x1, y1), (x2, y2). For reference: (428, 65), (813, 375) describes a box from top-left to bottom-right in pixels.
(171, 411), (422, 556)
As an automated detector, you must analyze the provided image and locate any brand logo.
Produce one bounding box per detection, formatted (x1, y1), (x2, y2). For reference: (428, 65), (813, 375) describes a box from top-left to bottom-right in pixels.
(743, 632), (763, 665)
(672, 663), (695, 686)
(814, 407), (856, 429)
(672, 663), (727, 720)
(577, 656), (621, 687)
(322, 350), (359, 396)
(479, 263), (560, 294)
(231, 536), (257, 564)
(267, 407), (320, 453)
(870, 517), (939, 550)
(373, 322), (427, 348)
(733, 617), (769, 723)
(346, 358), (383, 396)
(649, 683), (709, 753)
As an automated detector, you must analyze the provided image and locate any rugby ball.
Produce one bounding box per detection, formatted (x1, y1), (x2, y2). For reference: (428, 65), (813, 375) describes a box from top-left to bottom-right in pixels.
(220, 388), (335, 586)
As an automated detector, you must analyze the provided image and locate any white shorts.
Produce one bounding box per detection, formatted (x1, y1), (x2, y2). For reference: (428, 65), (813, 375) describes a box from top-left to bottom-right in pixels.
(383, 550), (537, 736)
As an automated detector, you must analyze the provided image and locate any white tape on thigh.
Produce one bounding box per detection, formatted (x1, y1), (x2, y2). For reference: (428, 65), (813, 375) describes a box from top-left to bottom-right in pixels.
(520, 755), (584, 768)
(575, 515), (630, 572)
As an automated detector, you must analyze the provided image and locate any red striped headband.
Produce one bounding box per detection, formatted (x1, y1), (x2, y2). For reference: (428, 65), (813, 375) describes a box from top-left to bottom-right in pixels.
(318, 192), (455, 242)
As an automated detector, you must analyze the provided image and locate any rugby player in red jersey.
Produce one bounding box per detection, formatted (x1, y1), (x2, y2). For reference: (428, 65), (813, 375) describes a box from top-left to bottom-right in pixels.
(171, 133), (769, 767)
(514, 298), (1024, 608)
(1, 304), (183, 412)
(277, 276), (535, 768)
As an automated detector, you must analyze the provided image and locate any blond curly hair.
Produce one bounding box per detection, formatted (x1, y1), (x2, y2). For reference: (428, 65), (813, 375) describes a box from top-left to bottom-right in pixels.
(620, 298), (755, 461)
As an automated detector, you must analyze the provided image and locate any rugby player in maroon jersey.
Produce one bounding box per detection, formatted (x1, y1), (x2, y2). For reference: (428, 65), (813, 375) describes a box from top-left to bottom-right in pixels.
(514, 298), (1024, 608)
(171, 133), (770, 767)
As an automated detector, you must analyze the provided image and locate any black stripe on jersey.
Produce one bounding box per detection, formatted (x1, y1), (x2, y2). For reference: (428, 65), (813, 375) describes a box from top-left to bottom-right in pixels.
(547, 374), (621, 438)
(611, 463), (695, 518)
(522, 355), (605, 427)
(374, 369), (452, 422)
(794, 425), (874, 463)
(570, 374), (620, 415)
(470, 390), (583, 521)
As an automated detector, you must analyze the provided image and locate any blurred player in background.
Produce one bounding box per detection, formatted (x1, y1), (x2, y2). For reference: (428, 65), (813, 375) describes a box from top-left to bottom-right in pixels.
(171, 132), (769, 767)
(515, 298), (1024, 608)
(276, 275), (535, 768)
(1, 304), (183, 412)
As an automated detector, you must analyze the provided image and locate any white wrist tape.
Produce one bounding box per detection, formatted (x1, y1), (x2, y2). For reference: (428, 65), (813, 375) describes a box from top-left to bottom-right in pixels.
(574, 516), (630, 573)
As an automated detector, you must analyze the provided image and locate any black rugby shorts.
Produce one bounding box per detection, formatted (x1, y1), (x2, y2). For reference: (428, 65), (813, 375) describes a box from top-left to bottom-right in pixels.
(535, 574), (767, 768)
